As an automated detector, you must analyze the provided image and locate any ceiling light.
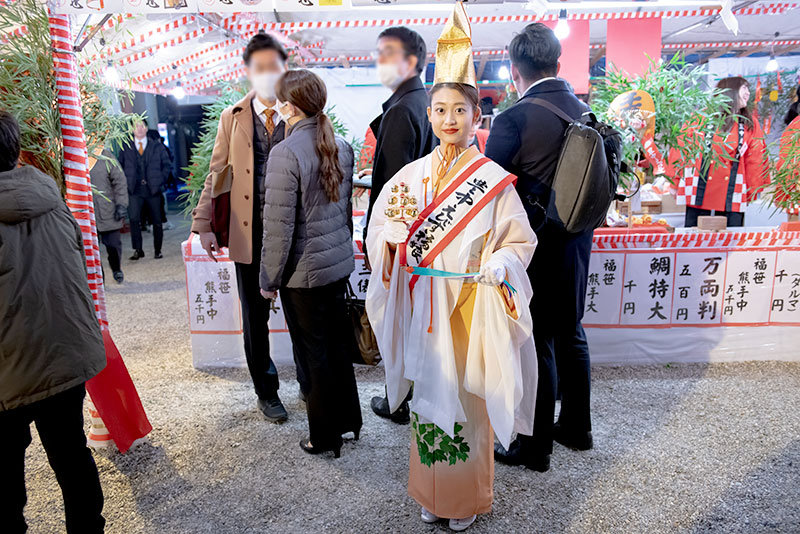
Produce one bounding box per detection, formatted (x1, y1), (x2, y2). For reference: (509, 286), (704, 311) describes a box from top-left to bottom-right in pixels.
(554, 9), (570, 40)
(498, 65), (510, 80)
(103, 60), (119, 85)
(766, 55), (778, 72)
(172, 82), (186, 100)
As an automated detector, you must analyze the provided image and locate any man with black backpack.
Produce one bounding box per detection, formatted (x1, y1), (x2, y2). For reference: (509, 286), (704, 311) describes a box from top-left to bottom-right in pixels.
(486, 23), (600, 472)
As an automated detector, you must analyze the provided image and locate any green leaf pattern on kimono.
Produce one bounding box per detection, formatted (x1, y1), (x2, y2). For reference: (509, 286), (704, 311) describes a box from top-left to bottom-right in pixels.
(412, 412), (470, 467)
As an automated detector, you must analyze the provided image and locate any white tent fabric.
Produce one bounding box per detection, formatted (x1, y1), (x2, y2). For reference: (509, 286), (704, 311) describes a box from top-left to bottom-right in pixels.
(313, 67), (392, 142)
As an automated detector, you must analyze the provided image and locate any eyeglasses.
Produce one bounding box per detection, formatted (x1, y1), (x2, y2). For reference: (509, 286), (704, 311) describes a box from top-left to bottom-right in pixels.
(374, 47), (405, 60)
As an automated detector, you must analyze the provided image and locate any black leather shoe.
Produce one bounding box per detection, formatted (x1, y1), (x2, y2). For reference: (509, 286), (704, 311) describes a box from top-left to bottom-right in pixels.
(299, 437), (341, 458)
(494, 439), (551, 472)
(553, 423), (593, 451)
(129, 250), (145, 260)
(113, 271), (124, 284)
(370, 395), (410, 424)
(257, 397), (288, 423)
(154, 251), (163, 259)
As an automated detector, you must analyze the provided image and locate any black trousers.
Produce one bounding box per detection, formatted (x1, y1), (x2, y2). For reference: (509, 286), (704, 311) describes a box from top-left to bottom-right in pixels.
(128, 193), (163, 253)
(281, 279), (362, 449)
(99, 230), (122, 273)
(0, 384), (104, 534)
(519, 222), (593, 457)
(685, 206), (744, 228)
(234, 259), (280, 400)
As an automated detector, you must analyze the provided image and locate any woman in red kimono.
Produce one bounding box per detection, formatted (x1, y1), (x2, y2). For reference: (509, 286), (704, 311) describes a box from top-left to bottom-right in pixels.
(676, 77), (769, 227)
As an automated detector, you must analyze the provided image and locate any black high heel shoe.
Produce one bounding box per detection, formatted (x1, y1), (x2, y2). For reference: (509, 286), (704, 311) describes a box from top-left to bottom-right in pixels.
(299, 438), (341, 458)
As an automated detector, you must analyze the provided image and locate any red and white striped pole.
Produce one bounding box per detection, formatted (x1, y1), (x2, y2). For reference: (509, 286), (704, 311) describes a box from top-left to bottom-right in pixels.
(48, 13), (114, 448)
(48, 14), (108, 325)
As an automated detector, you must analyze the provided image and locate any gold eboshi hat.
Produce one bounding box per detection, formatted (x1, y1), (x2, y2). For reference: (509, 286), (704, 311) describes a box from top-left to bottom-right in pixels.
(433, 2), (477, 88)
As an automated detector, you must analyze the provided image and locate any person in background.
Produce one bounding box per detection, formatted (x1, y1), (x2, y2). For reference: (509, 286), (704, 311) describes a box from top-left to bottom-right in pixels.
(486, 23), (595, 473)
(363, 25), (437, 425)
(784, 83), (800, 126)
(89, 147), (128, 284)
(118, 118), (171, 260)
(191, 32), (291, 423)
(146, 129), (175, 231)
(259, 69), (361, 458)
(0, 110), (107, 533)
(678, 76), (769, 228)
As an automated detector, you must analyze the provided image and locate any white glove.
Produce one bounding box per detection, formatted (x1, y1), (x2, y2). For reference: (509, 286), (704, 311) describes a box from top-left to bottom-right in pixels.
(473, 259), (506, 286)
(384, 220), (410, 245)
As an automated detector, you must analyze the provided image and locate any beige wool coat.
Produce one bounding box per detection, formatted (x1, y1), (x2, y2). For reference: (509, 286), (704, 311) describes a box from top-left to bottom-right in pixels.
(191, 91), (267, 264)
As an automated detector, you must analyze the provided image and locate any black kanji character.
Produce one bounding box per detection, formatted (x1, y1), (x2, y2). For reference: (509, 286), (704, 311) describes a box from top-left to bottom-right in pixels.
(702, 256), (722, 275)
(648, 301), (667, 320)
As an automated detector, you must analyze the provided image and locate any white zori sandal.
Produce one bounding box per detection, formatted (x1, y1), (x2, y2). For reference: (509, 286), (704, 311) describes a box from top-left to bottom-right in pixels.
(420, 507), (439, 523)
(449, 515), (477, 531)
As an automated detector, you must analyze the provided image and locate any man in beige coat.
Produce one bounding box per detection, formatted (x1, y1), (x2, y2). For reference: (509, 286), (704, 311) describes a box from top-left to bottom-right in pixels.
(191, 32), (290, 422)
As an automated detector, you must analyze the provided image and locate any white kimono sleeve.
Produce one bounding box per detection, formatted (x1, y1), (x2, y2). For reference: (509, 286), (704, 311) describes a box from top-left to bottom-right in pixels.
(464, 184), (538, 449)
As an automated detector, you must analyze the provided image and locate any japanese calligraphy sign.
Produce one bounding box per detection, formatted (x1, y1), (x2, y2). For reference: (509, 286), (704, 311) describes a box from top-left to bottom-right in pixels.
(349, 253), (370, 300)
(186, 261), (241, 333)
(584, 231), (800, 327)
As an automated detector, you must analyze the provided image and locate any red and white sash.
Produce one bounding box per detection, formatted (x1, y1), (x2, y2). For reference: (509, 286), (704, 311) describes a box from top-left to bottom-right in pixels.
(398, 154), (517, 292)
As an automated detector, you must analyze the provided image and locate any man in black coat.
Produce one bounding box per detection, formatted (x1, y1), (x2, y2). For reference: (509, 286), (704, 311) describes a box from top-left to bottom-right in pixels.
(486, 23), (594, 473)
(363, 26), (436, 424)
(118, 119), (172, 260)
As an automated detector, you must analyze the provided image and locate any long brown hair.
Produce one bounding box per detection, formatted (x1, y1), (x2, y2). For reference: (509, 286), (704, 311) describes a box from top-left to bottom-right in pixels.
(276, 70), (343, 202)
(716, 76), (753, 131)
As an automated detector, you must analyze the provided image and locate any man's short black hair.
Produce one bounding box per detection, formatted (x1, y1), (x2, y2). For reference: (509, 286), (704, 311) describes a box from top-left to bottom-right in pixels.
(243, 31), (288, 65)
(508, 23), (561, 81)
(0, 110), (21, 172)
(378, 26), (427, 75)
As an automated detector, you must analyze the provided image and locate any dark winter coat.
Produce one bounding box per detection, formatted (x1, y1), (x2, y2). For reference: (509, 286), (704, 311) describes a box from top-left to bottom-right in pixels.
(90, 150), (129, 232)
(118, 136), (172, 197)
(259, 116), (355, 291)
(485, 78), (590, 219)
(0, 166), (106, 412)
(365, 76), (436, 235)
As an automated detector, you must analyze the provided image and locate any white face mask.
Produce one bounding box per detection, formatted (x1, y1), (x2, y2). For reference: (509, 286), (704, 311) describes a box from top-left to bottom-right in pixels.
(377, 62), (406, 90)
(251, 71), (282, 100)
(274, 100), (294, 124)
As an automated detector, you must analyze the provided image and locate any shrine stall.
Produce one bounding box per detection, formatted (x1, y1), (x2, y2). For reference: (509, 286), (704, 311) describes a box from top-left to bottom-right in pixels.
(584, 229), (800, 365)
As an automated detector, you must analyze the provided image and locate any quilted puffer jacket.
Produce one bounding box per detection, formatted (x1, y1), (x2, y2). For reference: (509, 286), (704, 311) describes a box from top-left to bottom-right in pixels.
(259, 116), (355, 291)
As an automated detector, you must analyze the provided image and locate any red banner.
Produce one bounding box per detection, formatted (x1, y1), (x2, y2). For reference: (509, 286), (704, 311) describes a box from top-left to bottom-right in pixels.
(606, 18), (662, 78)
(544, 19), (590, 94)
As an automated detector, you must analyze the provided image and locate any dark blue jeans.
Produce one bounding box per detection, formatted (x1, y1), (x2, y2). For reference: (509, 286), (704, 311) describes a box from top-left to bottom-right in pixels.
(0, 384), (105, 533)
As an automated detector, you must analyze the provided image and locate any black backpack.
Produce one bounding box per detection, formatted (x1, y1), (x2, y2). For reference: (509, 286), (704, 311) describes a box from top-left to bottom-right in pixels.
(528, 98), (623, 234)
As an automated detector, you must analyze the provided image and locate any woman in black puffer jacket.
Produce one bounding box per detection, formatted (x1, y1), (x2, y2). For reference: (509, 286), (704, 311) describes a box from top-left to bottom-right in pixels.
(259, 69), (361, 458)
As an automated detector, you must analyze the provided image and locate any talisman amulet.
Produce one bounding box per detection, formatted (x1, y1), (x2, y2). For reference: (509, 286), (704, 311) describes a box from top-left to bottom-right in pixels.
(384, 182), (419, 222)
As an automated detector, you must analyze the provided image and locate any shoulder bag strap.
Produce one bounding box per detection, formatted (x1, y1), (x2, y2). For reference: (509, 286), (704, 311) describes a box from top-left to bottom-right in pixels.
(526, 97), (578, 124)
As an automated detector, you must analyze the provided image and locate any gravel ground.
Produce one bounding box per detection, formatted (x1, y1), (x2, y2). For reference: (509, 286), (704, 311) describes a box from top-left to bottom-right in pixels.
(20, 215), (800, 534)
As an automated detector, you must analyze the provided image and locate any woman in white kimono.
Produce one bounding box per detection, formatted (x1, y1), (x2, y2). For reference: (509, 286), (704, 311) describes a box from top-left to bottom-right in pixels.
(365, 4), (538, 531)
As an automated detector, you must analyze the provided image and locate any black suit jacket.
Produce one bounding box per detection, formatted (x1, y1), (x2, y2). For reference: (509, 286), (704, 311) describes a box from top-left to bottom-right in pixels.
(119, 137), (172, 197)
(485, 78), (589, 225)
(366, 76), (436, 229)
